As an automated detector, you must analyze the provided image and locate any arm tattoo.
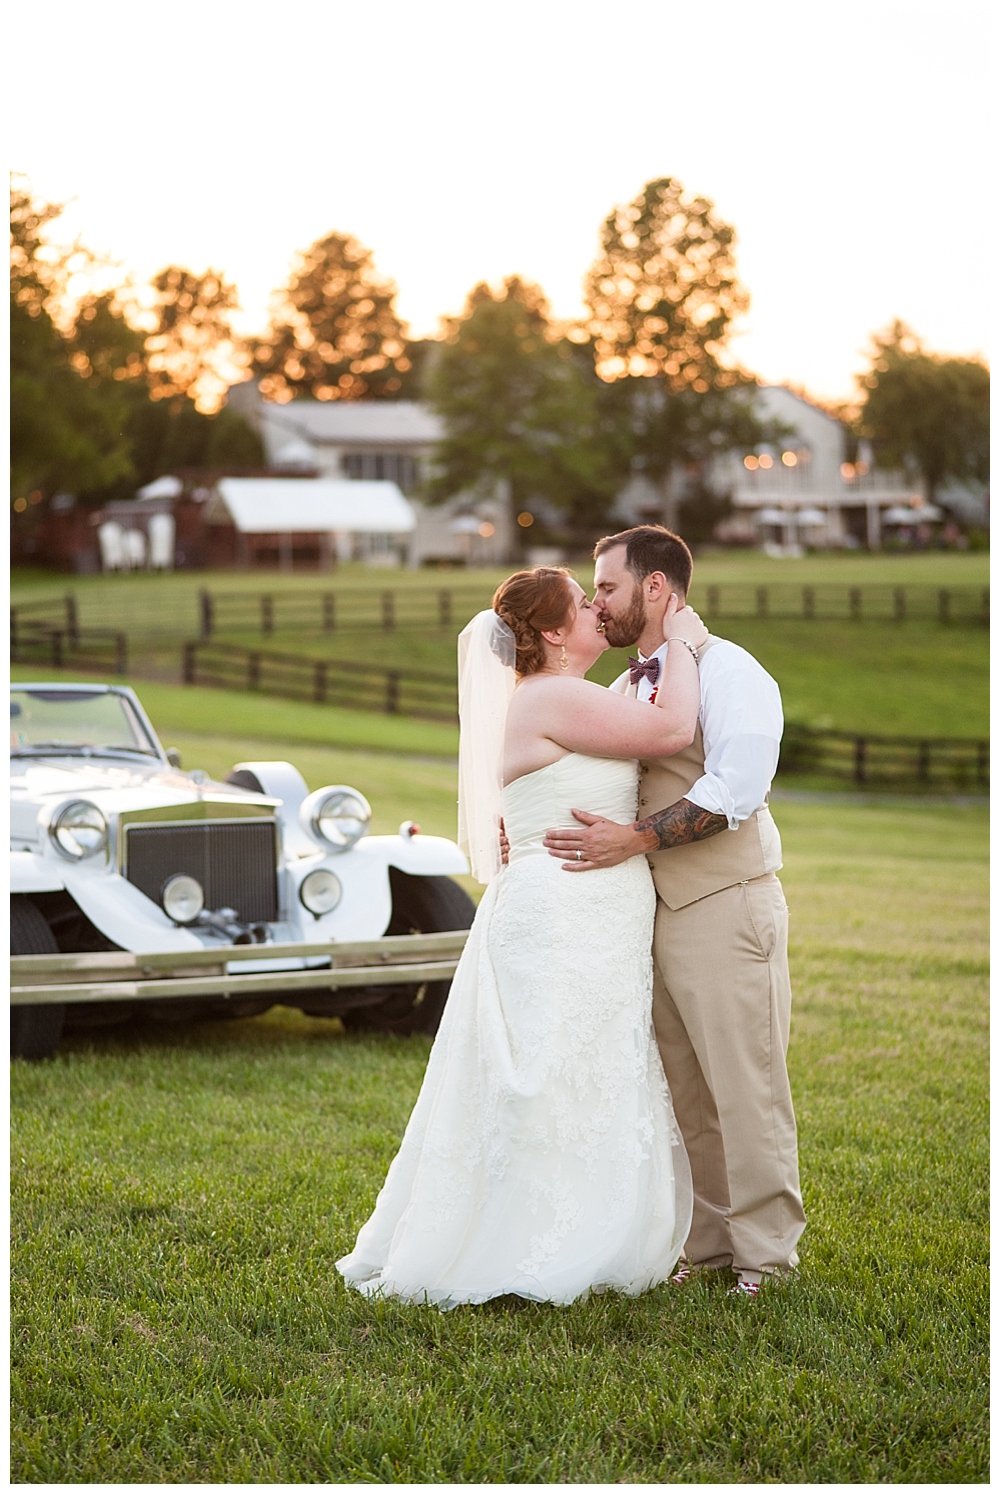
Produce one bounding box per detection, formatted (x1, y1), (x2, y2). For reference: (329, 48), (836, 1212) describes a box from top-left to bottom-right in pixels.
(634, 798), (729, 851)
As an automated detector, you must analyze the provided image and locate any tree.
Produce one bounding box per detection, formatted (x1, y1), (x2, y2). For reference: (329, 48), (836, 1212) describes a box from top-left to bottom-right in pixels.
(11, 179), (264, 531)
(10, 176), (63, 315)
(252, 231), (410, 402)
(63, 290), (263, 503)
(582, 177), (768, 516)
(10, 180), (134, 502)
(143, 265), (242, 413)
(585, 176), (748, 390)
(425, 277), (619, 539)
(65, 289), (148, 387)
(857, 321), (989, 506)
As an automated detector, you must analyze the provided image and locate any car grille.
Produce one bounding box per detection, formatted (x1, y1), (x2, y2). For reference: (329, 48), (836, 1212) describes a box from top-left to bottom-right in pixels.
(125, 820), (279, 922)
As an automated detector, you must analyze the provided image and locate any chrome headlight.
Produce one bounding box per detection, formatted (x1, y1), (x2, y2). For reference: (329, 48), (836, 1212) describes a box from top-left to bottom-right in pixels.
(49, 800), (108, 861)
(299, 786), (372, 853)
(299, 868), (343, 916)
(161, 874), (205, 925)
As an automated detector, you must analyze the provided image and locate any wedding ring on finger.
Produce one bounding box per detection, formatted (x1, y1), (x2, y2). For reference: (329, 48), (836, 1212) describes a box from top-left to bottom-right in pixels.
(576, 850), (583, 861)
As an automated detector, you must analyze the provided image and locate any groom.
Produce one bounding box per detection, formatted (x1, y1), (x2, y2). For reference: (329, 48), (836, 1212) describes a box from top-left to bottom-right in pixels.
(542, 525), (806, 1296)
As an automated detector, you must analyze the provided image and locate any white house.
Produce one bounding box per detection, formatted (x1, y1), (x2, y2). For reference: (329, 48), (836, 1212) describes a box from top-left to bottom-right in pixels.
(226, 382), (513, 567)
(712, 386), (934, 551)
(226, 380), (973, 562)
(611, 385), (945, 552)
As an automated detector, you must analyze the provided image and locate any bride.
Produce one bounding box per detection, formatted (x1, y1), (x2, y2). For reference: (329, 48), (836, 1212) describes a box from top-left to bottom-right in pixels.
(337, 566), (708, 1307)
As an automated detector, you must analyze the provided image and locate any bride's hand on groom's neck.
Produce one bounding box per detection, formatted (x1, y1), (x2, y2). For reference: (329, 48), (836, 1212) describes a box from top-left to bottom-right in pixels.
(663, 594), (708, 648)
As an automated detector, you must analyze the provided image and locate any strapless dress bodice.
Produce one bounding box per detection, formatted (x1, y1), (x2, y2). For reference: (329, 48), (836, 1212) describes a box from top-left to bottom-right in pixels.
(502, 753), (639, 864)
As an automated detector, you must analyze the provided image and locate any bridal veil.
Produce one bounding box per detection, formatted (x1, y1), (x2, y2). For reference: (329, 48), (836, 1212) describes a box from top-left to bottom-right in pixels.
(457, 608), (517, 884)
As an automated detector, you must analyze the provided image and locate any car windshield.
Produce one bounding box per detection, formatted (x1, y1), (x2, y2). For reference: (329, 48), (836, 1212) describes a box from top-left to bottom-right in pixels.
(10, 689), (160, 757)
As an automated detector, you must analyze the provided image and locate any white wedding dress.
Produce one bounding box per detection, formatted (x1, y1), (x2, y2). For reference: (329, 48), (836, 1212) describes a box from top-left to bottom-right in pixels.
(337, 753), (692, 1308)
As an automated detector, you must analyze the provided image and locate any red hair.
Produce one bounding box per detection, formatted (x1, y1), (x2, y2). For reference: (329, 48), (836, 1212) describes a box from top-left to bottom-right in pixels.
(492, 567), (574, 676)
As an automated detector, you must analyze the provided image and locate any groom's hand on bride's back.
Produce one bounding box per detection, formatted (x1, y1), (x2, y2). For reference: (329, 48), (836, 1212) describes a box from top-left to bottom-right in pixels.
(543, 809), (639, 871)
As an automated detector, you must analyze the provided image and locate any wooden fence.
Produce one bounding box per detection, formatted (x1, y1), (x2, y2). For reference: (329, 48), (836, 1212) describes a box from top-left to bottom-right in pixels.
(196, 583), (988, 635)
(10, 627), (128, 676)
(11, 583), (990, 642)
(778, 723), (988, 790)
(10, 594), (79, 647)
(699, 583), (988, 624)
(181, 641), (457, 722)
(196, 587), (492, 638)
(10, 627), (988, 788)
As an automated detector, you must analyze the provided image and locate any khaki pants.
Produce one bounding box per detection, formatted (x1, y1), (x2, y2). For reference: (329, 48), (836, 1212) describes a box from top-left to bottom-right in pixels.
(652, 872), (805, 1279)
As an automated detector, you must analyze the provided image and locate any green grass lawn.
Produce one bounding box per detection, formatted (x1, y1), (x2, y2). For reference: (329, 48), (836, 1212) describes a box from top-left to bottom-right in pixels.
(12, 598), (990, 741)
(10, 781), (988, 1482)
(10, 551), (989, 633)
(9, 664), (462, 759)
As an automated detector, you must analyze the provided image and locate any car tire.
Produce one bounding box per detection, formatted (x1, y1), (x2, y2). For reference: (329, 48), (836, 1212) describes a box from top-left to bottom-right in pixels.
(340, 869), (476, 1037)
(11, 898), (65, 1061)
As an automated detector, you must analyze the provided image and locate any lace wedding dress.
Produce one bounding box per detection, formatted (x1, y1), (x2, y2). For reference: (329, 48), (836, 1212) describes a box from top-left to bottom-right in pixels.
(337, 753), (692, 1308)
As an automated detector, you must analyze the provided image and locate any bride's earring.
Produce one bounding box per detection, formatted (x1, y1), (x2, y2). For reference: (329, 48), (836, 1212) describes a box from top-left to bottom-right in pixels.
(559, 645), (569, 671)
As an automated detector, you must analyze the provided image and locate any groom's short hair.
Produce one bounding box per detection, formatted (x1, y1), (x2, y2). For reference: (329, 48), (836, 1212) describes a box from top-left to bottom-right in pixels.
(593, 525), (693, 596)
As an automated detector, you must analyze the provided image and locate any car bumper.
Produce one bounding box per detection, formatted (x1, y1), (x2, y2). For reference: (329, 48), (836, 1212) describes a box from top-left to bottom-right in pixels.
(10, 930), (469, 1006)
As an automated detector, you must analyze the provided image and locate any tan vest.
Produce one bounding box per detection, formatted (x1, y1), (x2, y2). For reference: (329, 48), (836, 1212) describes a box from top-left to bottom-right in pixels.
(612, 636), (782, 910)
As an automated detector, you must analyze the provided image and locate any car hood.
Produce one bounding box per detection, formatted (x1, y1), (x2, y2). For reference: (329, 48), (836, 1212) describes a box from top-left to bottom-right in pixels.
(10, 754), (275, 846)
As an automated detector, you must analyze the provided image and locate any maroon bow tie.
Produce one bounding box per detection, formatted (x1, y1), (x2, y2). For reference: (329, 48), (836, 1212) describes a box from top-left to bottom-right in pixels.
(628, 656), (660, 687)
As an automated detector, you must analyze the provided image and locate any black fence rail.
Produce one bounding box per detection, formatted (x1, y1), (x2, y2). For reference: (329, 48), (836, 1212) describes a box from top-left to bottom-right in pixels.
(11, 583), (990, 644)
(10, 594), (80, 648)
(197, 583), (989, 636)
(699, 583), (988, 625)
(182, 642), (457, 722)
(10, 627), (128, 676)
(779, 723), (988, 790)
(197, 587), (493, 638)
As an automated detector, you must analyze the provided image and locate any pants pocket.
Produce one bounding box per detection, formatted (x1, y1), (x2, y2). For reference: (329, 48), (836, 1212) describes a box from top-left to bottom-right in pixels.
(742, 879), (780, 962)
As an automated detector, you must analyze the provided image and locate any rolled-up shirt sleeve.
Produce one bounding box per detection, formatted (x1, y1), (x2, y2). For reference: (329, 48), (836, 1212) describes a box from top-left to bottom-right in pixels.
(683, 644), (783, 829)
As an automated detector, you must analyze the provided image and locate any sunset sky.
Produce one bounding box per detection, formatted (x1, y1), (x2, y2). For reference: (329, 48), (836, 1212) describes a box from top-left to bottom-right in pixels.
(10, 0), (990, 402)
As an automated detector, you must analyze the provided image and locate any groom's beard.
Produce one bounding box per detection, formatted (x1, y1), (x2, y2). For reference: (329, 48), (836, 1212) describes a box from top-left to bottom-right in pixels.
(599, 582), (648, 651)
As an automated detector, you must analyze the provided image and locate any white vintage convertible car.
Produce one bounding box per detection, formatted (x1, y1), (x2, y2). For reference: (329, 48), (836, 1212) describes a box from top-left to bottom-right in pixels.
(10, 682), (474, 1059)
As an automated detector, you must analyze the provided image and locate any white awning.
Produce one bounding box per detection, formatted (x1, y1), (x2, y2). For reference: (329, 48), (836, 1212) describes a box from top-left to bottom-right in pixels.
(137, 475), (183, 500)
(796, 507), (828, 526)
(214, 479), (416, 534)
(883, 504), (943, 524)
(756, 507), (790, 525)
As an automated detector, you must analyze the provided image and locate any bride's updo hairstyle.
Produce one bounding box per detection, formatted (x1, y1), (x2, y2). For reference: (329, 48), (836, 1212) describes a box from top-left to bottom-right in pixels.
(492, 567), (575, 677)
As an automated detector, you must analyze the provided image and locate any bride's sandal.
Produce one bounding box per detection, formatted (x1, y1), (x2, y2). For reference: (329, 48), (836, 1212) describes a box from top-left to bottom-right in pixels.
(727, 1280), (760, 1299)
(670, 1265), (692, 1285)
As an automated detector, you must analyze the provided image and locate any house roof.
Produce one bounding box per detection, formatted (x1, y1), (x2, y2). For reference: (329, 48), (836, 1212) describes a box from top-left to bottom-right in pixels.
(213, 479), (416, 534)
(259, 399), (443, 447)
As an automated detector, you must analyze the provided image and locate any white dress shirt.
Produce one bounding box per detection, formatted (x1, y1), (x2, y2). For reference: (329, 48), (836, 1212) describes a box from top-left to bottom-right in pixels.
(636, 639), (783, 829)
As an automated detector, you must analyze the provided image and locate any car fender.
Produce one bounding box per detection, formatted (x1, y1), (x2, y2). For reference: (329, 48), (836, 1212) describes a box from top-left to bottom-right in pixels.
(288, 838), (466, 942)
(283, 848), (392, 942)
(361, 834), (469, 878)
(10, 850), (65, 894)
(62, 869), (203, 952)
(232, 761), (314, 856)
